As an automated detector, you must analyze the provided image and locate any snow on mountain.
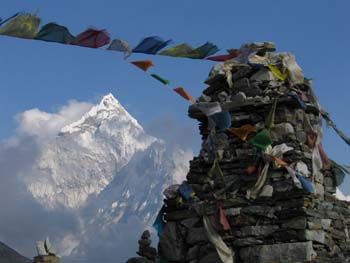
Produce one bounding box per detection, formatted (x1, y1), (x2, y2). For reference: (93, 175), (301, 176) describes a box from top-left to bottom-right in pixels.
(83, 140), (192, 228)
(69, 140), (192, 261)
(19, 93), (193, 261)
(26, 93), (157, 209)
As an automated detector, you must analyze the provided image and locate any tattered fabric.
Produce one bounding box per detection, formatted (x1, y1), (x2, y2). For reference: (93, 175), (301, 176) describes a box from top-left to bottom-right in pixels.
(133, 36), (171, 54)
(153, 205), (166, 237)
(35, 23), (75, 44)
(217, 201), (231, 231)
(208, 159), (224, 179)
(158, 43), (193, 57)
(203, 215), (234, 263)
(182, 42), (219, 59)
(160, 42), (219, 59)
(331, 160), (350, 186)
(296, 174), (315, 193)
(130, 60), (154, 71)
(150, 74), (170, 85)
(173, 87), (196, 103)
(72, 28), (111, 48)
(0, 13), (41, 39)
(265, 98), (278, 129)
(321, 110), (350, 146)
(249, 129), (272, 151)
(206, 50), (238, 62)
(267, 64), (288, 81)
(209, 111), (231, 132)
(246, 146), (272, 200)
(288, 93), (307, 110)
(196, 102), (222, 116)
(0, 12), (19, 27)
(107, 39), (132, 58)
(228, 124), (257, 141)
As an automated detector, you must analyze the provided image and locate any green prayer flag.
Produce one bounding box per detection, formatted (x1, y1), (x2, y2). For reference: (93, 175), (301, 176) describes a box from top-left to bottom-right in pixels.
(331, 160), (350, 186)
(158, 43), (193, 57)
(249, 129), (272, 151)
(35, 23), (75, 44)
(158, 42), (219, 59)
(150, 74), (170, 85)
(0, 13), (41, 39)
(208, 159), (224, 179)
(182, 42), (219, 59)
(265, 98), (278, 129)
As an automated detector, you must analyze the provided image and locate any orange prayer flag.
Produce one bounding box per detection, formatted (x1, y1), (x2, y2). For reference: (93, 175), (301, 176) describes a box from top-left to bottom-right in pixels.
(173, 87), (196, 103)
(271, 156), (288, 167)
(130, 60), (154, 71)
(228, 124), (257, 141)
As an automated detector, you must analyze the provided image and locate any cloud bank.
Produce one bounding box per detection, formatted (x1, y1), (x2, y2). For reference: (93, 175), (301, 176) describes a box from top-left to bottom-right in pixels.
(0, 97), (195, 262)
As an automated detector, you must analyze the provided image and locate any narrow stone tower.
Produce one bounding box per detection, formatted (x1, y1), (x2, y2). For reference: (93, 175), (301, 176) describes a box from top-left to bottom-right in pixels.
(129, 42), (350, 263)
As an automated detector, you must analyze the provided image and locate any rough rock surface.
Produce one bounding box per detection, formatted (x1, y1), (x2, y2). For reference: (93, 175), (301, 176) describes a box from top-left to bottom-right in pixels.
(127, 42), (350, 262)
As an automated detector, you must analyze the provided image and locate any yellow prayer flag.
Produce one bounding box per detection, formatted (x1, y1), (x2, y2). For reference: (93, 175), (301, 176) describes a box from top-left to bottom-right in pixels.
(0, 13), (41, 39)
(267, 64), (288, 81)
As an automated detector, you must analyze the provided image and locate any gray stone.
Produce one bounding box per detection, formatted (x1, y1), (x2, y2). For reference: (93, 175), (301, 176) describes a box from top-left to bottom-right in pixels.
(233, 237), (264, 247)
(218, 91), (229, 102)
(240, 241), (316, 263)
(271, 122), (295, 141)
(180, 217), (200, 228)
(282, 217), (307, 230)
(225, 207), (241, 216)
(321, 219), (332, 230)
(186, 227), (208, 245)
(197, 244), (221, 263)
(239, 225), (278, 237)
(159, 222), (186, 261)
(186, 245), (199, 261)
(259, 185), (273, 197)
(250, 68), (276, 82)
(198, 94), (212, 102)
(301, 230), (326, 244)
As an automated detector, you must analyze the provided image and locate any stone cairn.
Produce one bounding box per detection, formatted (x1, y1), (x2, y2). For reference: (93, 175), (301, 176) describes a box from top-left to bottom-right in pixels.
(33, 238), (61, 263)
(128, 42), (350, 263)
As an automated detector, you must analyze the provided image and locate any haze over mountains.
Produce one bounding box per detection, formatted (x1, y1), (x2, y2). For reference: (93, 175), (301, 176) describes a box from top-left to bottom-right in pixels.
(0, 94), (192, 262)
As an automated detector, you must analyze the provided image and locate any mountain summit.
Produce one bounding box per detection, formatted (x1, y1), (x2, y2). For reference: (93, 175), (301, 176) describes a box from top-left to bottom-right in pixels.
(26, 93), (157, 209)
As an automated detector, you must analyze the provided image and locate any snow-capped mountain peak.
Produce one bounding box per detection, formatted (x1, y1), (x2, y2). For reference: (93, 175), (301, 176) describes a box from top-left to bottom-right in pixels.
(99, 93), (121, 109)
(60, 93), (142, 135)
(27, 93), (157, 209)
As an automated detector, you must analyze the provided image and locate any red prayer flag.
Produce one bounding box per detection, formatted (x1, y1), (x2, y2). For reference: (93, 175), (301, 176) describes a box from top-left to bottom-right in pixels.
(318, 144), (332, 170)
(217, 201), (231, 231)
(206, 49), (239, 62)
(173, 87), (196, 103)
(72, 28), (111, 48)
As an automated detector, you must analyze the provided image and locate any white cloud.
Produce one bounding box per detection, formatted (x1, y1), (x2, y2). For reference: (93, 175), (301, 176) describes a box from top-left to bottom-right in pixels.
(16, 100), (93, 139)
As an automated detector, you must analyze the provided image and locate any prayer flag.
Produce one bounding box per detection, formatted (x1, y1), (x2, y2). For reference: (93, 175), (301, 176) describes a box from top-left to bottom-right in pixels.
(173, 87), (196, 103)
(228, 124), (257, 141)
(107, 38), (132, 58)
(0, 13), (41, 39)
(130, 60), (154, 71)
(72, 28), (111, 48)
(133, 36), (171, 54)
(35, 23), (75, 44)
(150, 74), (170, 85)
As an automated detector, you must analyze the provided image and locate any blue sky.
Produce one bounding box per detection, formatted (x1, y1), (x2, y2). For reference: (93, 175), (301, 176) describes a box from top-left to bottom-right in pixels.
(1, 1), (350, 188)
